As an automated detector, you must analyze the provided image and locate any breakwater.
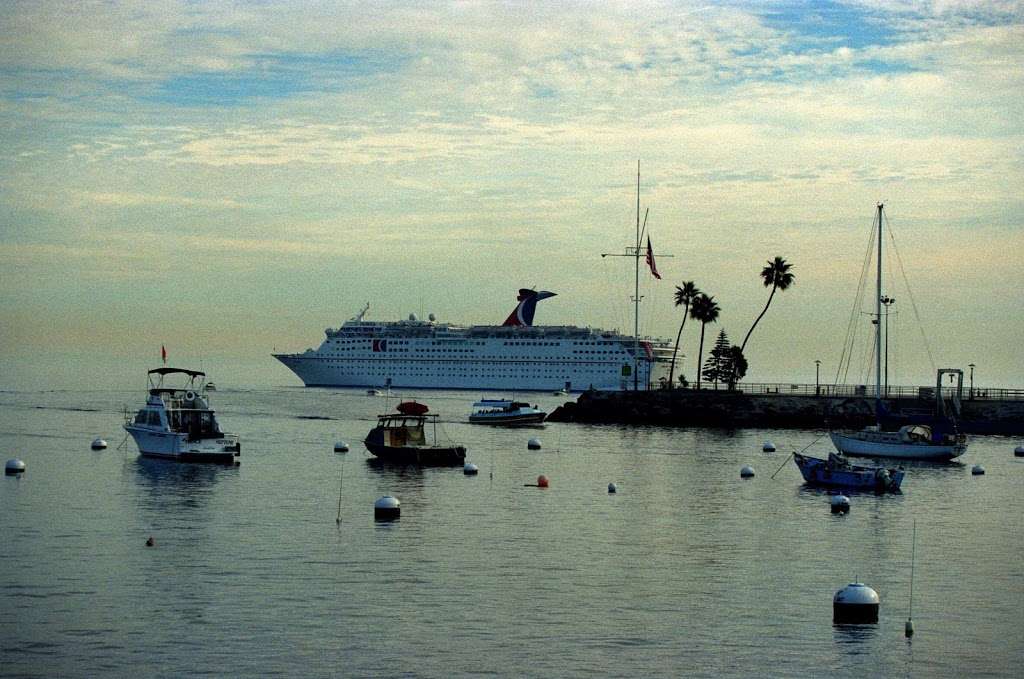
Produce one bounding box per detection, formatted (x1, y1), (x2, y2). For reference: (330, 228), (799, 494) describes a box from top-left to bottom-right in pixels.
(547, 386), (1024, 434)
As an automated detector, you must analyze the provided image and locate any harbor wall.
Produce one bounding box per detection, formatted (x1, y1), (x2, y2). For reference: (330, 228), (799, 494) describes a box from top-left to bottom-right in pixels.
(546, 389), (1024, 434)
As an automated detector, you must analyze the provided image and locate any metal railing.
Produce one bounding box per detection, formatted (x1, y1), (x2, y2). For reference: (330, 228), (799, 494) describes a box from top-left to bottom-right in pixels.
(673, 382), (1024, 401)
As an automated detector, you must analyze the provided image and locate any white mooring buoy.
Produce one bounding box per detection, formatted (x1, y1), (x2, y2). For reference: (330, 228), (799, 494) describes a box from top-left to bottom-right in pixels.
(91, 438), (108, 450)
(762, 441), (776, 452)
(830, 495), (851, 514)
(374, 495), (401, 521)
(334, 441), (349, 453)
(608, 482), (617, 494)
(6, 459), (26, 475)
(527, 437), (542, 450)
(1014, 445), (1024, 457)
(464, 462), (479, 476)
(971, 464), (985, 475)
(740, 465), (755, 478)
(833, 583), (880, 624)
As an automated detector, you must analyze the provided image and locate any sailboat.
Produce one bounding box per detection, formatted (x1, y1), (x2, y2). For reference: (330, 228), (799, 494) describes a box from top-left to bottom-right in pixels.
(829, 204), (968, 462)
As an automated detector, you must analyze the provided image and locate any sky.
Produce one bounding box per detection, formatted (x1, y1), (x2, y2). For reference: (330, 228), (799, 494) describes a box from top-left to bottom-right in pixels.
(1, 0), (1022, 390)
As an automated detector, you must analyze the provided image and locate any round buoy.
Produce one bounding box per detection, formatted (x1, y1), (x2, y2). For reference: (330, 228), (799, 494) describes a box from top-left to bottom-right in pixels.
(5, 459), (25, 475)
(334, 441), (349, 453)
(536, 475), (549, 488)
(145, 536), (155, 547)
(608, 482), (617, 494)
(374, 495), (401, 520)
(464, 462), (479, 476)
(830, 495), (851, 514)
(971, 464), (985, 476)
(91, 438), (108, 450)
(1014, 445), (1024, 457)
(763, 441), (776, 452)
(740, 465), (755, 478)
(833, 583), (880, 624)
(527, 438), (542, 450)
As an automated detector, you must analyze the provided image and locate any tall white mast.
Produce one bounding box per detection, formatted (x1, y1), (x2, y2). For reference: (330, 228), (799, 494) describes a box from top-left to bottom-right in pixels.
(875, 203), (884, 413)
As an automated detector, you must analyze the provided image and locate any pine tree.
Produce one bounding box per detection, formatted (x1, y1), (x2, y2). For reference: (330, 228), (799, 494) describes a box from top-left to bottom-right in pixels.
(703, 329), (732, 389)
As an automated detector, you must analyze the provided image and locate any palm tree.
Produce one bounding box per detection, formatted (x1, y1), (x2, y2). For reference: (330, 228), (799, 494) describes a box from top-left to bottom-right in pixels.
(689, 293), (720, 390)
(740, 256), (795, 354)
(669, 281), (700, 388)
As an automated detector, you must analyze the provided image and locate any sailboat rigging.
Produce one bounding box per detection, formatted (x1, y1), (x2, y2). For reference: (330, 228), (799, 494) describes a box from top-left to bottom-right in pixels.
(829, 204), (968, 461)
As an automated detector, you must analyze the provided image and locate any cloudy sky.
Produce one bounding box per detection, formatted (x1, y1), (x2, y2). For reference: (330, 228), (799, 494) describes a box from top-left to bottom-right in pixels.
(1, 0), (1022, 389)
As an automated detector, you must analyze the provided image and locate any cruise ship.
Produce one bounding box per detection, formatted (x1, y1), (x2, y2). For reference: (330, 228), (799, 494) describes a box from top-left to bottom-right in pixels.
(273, 289), (674, 391)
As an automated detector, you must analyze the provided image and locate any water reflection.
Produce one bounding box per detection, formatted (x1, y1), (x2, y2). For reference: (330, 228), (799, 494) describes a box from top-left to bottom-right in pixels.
(832, 622), (879, 644)
(128, 457), (238, 513)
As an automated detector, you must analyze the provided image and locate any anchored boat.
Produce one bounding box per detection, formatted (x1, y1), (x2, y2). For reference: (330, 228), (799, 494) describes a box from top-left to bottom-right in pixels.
(794, 451), (904, 492)
(123, 368), (240, 463)
(364, 402), (466, 466)
(469, 399), (547, 426)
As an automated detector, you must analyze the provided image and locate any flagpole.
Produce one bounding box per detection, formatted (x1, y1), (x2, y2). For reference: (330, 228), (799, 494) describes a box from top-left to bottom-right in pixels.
(600, 163), (673, 391)
(634, 161), (640, 390)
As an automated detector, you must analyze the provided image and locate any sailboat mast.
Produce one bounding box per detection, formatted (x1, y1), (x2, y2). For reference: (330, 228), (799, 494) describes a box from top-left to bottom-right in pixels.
(875, 203), (884, 410)
(634, 160), (641, 391)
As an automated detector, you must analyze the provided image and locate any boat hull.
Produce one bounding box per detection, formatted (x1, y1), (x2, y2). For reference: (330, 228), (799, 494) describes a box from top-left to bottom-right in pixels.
(468, 412), (547, 426)
(829, 432), (963, 461)
(364, 441), (467, 466)
(124, 425), (240, 464)
(794, 453), (904, 492)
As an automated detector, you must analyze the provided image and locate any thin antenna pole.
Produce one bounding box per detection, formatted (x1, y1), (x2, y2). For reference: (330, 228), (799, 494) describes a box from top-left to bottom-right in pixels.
(634, 161), (641, 391)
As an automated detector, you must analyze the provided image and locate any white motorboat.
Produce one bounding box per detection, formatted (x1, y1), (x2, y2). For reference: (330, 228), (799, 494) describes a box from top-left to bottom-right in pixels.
(123, 368), (240, 463)
(468, 399), (547, 426)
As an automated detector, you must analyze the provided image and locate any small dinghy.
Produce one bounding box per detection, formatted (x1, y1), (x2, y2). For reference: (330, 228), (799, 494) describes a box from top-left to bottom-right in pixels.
(793, 451), (904, 493)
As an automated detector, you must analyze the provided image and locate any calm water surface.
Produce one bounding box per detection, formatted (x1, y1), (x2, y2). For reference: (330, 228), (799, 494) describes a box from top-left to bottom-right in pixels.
(1, 386), (1022, 677)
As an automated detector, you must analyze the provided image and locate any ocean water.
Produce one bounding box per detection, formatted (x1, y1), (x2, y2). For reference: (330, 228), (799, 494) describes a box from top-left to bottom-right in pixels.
(1, 386), (1022, 678)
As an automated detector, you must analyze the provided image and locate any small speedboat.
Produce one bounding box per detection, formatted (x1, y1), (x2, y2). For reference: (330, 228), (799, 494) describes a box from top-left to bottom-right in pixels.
(204, 381), (217, 391)
(364, 402), (466, 466)
(469, 399), (546, 426)
(793, 451), (903, 492)
(123, 368), (240, 463)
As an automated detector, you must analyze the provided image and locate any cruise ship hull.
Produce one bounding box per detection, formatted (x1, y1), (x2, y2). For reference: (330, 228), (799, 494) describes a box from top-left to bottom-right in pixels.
(274, 353), (654, 391)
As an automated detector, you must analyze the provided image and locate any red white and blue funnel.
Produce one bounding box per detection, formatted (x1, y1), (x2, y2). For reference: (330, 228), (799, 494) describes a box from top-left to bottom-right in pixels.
(502, 289), (556, 327)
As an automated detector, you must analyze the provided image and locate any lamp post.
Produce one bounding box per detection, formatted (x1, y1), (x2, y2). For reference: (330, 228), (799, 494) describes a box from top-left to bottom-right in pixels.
(815, 359), (821, 396)
(968, 363), (975, 400)
(880, 295), (895, 396)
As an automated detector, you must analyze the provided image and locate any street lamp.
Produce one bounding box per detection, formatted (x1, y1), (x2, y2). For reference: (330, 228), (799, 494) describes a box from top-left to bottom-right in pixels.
(815, 359), (821, 396)
(881, 295), (896, 396)
(968, 363), (975, 399)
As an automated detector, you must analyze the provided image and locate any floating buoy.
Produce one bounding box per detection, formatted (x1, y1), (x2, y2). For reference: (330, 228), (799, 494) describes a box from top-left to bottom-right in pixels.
(905, 618), (915, 637)
(537, 475), (549, 488)
(527, 438), (542, 450)
(1014, 445), (1024, 457)
(5, 459), (25, 475)
(91, 438), (108, 450)
(763, 441), (776, 452)
(830, 495), (851, 514)
(833, 583), (880, 624)
(145, 536), (155, 547)
(334, 441), (349, 453)
(971, 464), (985, 475)
(740, 465), (755, 478)
(608, 482), (617, 494)
(464, 462), (479, 476)
(374, 495), (401, 520)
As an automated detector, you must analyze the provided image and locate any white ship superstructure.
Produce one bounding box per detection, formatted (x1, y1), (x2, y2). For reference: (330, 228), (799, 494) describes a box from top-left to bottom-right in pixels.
(274, 290), (673, 391)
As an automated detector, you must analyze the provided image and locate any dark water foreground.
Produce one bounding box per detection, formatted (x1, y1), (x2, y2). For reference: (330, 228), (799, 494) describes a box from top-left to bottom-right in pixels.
(1, 387), (1022, 678)
(548, 388), (1024, 434)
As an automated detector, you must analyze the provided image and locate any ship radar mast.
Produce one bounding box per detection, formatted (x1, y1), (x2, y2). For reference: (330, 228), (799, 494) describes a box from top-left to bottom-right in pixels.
(351, 302), (370, 322)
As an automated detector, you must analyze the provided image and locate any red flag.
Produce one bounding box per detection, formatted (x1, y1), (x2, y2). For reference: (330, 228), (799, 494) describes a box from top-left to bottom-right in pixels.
(645, 236), (661, 279)
(161, 345), (167, 364)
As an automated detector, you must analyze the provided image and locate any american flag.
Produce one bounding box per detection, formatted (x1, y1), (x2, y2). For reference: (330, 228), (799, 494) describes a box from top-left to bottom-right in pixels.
(645, 236), (661, 279)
